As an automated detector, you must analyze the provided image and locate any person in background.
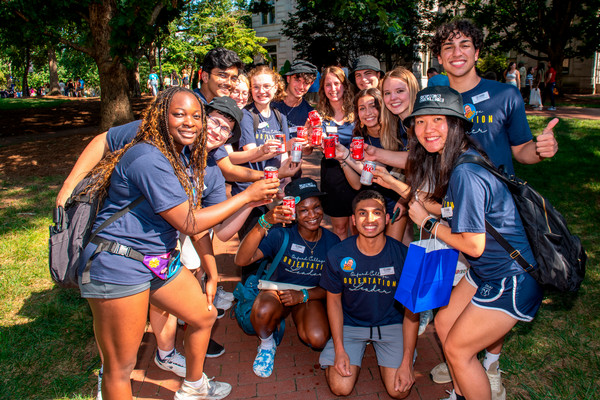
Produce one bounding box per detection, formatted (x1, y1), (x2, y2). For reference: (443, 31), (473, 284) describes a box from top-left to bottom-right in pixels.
(305, 67), (321, 105)
(230, 74), (250, 110)
(503, 62), (520, 88)
(518, 62), (527, 97)
(544, 61), (557, 111)
(147, 70), (159, 97)
(427, 67), (450, 87)
(350, 55), (384, 91)
(195, 48), (244, 104)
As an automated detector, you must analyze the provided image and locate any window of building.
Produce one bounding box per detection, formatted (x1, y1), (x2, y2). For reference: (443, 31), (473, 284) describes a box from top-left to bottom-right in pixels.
(261, 2), (275, 25)
(562, 58), (569, 74)
(264, 45), (277, 69)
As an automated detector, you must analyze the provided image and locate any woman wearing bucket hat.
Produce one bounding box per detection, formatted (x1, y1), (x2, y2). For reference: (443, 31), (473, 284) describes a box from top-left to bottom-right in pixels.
(350, 55), (384, 91)
(403, 86), (543, 400)
(235, 178), (340, 378)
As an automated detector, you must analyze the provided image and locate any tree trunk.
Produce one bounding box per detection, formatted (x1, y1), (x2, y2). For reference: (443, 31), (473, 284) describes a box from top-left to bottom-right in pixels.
(127, 62), (142, 98)
(88, 0), (133, 131)
(22, 46), (30, 98)
(47, 46), (61, 95)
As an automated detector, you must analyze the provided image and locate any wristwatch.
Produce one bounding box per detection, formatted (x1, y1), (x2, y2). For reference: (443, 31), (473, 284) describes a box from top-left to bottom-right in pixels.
(423, 217), (438, 233)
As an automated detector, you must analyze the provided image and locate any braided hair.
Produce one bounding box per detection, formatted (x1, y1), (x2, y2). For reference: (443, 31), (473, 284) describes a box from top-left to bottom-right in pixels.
(84, 86), (207, 210)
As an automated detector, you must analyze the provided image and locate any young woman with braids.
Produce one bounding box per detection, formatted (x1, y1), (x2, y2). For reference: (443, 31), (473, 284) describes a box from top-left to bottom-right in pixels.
(316, 66), (356, 240)
(78, 87), (279, 400)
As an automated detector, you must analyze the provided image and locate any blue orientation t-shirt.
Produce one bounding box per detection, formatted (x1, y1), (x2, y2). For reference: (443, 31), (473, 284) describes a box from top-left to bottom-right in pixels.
(81, 143), (189, 285)
(258, 225), (341, 287)
(442, 149), (535, 281)
(321, 236), (408, 327)
(461, 79), (533, 175)
(322, 119), (355, 147)
(107, 120), (142, 151)
(272, 99), (314, 136)
(231, 104), (290, 195)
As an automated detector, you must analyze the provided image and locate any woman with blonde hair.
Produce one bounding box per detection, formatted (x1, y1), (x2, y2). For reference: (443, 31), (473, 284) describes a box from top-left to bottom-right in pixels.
(316, 66), (356, 240)
(230, 74), (250, 109)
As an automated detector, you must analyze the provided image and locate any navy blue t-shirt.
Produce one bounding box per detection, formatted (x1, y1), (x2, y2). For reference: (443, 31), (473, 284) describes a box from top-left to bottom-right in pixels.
(322, 119), (354, 147)
(231, 104), (290, 195)
(461, 79), (533, 175)
(107, 120), (142, 151)
(272, 99), (313, 136)
(321, 236), (407, 327)
(442, 149), (535, 280)
(81, 143), (189, 285)
(258, 225), (340, 287)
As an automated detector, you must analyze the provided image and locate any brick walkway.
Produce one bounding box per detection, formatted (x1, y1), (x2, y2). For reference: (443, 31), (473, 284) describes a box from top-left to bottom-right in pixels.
(130, 152), (454, 400)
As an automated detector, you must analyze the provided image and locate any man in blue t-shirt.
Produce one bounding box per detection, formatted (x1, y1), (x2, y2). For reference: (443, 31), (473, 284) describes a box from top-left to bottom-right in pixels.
(319, 190), (418, 399)
(427, 67), (450, 88)
(428, 18), (560, 400)
(147, 71), (159, 97)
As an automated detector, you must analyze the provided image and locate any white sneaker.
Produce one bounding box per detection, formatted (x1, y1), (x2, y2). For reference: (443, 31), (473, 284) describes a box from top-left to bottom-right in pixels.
(155, 349), (186, 378)
(174, 374), (232, 400)
(418, 309), (433, 335)
(213, 296), (233, 311)
(486, 360), (507, 400)
(441, 389), (456, 400)
(431, 361), (452, 384)
(216, 286), (235, 302)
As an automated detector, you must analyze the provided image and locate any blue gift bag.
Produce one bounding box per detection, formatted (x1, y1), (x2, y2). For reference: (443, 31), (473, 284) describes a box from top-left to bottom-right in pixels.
(394, 233), (459, 314)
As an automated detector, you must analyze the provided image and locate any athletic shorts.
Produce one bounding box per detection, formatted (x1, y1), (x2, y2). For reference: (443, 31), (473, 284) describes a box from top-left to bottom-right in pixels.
(319, 324), (404, 369)
(466, 269), (543, 322)
(79, 266), (181, 299)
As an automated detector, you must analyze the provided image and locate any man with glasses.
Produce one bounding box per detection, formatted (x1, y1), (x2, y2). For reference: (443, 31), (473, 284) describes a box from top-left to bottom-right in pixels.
(272, 60), (318, 135)
(194, 48), (244, 105)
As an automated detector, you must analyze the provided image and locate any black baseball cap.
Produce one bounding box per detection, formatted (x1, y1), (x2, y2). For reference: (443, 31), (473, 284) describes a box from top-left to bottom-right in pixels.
(404, 86), (473, 130)
(350, 55), (383, 84)
(285, 60), (318, 76)
(205, 96), (242, 144)
(284, 177), (326, 204)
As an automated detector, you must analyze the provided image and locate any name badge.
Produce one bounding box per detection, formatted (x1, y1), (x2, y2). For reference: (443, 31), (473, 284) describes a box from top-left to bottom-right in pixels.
(441, 206), (453, 218)
(325, 126), (338, 133)
(289, 126), (298, 134)
(471, 92), (490, 104)
(291, 243), (305, 253)
(258, 121), (269, 129)
(379, 266), (395, 276)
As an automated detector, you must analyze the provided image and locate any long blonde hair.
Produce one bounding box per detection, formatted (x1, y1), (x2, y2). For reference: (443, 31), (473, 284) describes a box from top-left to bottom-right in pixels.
(352, 88), (398, 151)
(380, 67), (419, 147)
(247, 65), (285, 104)
(317, 66), (355, 123)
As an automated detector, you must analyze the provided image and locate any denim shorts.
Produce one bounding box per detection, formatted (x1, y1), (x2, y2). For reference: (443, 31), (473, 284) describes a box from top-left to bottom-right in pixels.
(78, 266), (181, 299)
(319, 324), (405, 369)
(466, 269), (543, 322)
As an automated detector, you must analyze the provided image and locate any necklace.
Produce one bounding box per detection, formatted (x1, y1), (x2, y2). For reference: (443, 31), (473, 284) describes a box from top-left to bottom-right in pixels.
(299, 229), (322, 255)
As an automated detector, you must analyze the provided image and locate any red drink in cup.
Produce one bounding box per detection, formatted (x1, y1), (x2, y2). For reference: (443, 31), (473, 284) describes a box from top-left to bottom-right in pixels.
(308, 110), (322, 127)
(264, 166), (278, 180)
(351, 137), (364, 160)
(275, 133), (286, 153)
(311, 127), (323, 146)
(328, 133), (339, 145)
(283, 196), (296, 219)
(360, 161), (376, 185)
(323, 137), (336, 159)
(296, 126), (307, 141)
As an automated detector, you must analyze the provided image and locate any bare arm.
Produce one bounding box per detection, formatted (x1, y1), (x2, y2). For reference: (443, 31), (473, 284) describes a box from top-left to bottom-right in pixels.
(512, 118), (559, 164)
(226, 140), (280, 164)
(56, 132), (109, 206)
(363, 144), (408, 169)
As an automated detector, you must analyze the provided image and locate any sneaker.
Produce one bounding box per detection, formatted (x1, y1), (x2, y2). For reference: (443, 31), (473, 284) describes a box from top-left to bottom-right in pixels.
(213, 296), (233, 311)
(253, 346), (276, 378)
(216, 307), (225, 319)
(97, 369), (102, 400)
(441, 389), (456, 400)
(154, 349), (186, 377)
(418, 309), (433, 335)
(206, 338), (225, 358)
(431, 361), (452, 384)
(216, 286), (235, 302)
(486, 361), (507, 400)
(174, 374), (232, 400)
(547, 106), (556, 110)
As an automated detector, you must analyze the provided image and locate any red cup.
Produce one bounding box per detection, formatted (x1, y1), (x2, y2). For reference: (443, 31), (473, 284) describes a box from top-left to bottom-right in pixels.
(308, 110), (322, 127)
(296, 126), (307, 140)
(311, 127), (323, 146)
(275, 133), (286, 153)
(323, 137), (336, 158)
(328, 133), (339, 145)
(264, 166), (278, 180)
(351, 137), (364, 160)
(283, 196), (296, 219)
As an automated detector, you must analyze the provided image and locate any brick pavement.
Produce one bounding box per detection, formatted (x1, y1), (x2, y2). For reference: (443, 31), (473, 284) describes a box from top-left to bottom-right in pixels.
(130, 152), (454, 400)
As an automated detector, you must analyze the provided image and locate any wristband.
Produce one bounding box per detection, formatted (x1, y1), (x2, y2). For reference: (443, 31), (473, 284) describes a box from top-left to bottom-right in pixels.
(258, 214), (273, 231)
(301, 288), (309, 303)
(343, 150), (350, 161)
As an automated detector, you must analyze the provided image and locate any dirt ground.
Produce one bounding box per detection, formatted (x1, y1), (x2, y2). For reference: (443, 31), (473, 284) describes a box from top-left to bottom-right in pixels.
(0, 97), (152, 180)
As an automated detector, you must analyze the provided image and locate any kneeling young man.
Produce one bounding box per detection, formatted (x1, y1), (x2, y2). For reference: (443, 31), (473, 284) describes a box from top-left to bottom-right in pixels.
(319, 190), (418, 398)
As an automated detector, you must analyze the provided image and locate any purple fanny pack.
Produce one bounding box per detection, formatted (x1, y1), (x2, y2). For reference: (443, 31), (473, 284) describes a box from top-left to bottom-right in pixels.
(142, 250), (181, 280)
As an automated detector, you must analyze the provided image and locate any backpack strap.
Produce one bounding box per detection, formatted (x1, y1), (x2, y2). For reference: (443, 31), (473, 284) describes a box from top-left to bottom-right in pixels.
(264, 229), (289, 280)
(81, 196), (144, 284)
(252, 107), (284, 134)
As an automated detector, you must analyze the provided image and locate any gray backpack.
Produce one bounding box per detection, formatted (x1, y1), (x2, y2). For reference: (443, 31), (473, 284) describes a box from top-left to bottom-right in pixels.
(49, 179), (143, 289)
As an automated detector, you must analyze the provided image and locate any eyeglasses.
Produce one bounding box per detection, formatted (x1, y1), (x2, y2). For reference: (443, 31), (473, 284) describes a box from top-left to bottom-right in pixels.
(208, 71), (239, 84)
(207, 114), (233, 138)
(252, 84), (276, 92)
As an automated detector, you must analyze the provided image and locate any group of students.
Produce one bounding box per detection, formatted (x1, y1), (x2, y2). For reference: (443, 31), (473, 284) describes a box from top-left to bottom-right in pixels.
(57, 18), (560, 400)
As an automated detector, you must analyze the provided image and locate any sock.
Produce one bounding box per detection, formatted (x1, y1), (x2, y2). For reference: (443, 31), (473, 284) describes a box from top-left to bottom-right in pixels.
(259, 334), (275, 350)
(184, 374), (207, 388)
(456, 394), (466, 400)
(157, 347), (174, 360)
(482, 350), (501, 371)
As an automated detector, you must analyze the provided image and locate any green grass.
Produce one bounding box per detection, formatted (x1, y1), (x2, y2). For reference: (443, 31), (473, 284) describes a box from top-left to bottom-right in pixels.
(555, 102), (600, 108)
(0, 98), (70, 111)
(0, 116), (598, 399)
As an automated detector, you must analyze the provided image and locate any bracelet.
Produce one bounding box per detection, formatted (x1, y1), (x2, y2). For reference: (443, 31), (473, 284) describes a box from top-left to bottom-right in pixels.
(343, 150), (350, 161)
(340, 161), (347, 168)
(301, 288), (309, 303)
(258, 214), (273, 231)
